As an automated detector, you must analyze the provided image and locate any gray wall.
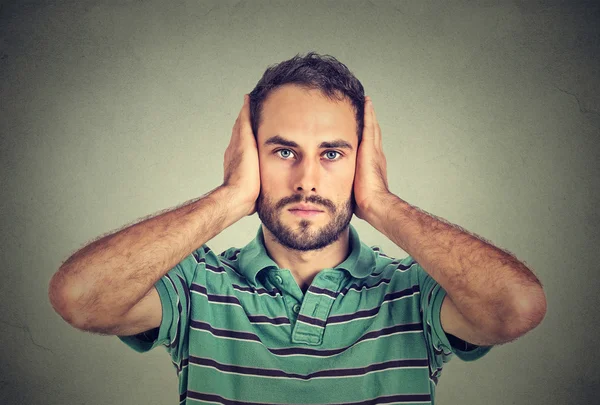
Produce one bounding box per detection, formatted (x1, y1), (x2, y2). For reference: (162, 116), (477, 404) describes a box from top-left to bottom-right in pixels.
(1, 0), (598, 404)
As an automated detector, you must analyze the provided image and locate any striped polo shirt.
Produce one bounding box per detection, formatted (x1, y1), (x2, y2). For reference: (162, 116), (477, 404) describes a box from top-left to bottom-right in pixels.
(118, 224), (493, 404)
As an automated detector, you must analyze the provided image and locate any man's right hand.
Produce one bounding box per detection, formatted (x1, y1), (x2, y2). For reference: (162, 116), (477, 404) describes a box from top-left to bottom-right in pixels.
(222, 94), (261, 217)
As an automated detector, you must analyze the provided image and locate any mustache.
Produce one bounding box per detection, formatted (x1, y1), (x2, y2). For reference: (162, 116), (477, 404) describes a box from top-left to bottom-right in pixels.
(275, 193), (336, 212)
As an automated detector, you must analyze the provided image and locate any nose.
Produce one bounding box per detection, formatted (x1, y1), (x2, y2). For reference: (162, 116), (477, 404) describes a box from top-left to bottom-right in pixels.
(293, 157), (320, 193)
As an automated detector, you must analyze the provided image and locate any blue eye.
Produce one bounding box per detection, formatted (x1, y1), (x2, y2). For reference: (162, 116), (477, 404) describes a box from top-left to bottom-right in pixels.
(277, 149), (294, 159)
(324, 151), (341, 160)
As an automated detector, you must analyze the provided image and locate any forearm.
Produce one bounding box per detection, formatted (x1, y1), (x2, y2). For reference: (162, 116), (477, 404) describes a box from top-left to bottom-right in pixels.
(49, 185), (246, 329)
(366, 193), (544, 334)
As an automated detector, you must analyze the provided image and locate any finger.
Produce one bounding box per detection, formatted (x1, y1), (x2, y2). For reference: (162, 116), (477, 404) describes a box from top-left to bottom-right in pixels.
(369, 97), (384, 149)
(231, 95), (247, 141)
(363, 97), (375, 142)
(238, 94), (253, 135)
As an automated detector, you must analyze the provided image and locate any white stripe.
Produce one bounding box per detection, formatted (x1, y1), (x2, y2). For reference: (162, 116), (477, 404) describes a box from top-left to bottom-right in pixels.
(338, 279), (391, 296)
(307, 290), (336, 299)
(232, 286), (280, 297)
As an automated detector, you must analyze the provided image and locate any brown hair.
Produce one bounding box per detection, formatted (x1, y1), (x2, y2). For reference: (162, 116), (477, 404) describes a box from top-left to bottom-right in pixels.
(248, 52), (366, 143)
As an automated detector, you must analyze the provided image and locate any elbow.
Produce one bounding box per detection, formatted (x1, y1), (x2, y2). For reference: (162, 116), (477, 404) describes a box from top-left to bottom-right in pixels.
(48, 268), (119, 333)
(48, 270), (78, 328)
(506, 286), (548, 339)
(48, 269), (91, 331)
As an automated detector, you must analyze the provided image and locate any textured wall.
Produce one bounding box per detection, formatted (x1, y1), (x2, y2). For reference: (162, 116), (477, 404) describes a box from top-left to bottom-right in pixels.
(1, 0), (598, 404)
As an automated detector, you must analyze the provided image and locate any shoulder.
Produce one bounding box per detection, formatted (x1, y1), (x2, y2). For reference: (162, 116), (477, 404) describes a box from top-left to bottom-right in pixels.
(351, 245), (421, 293)
(217, 246), (243, 262)
(370, 245), (419, 277)
(188, 245), (241, 266)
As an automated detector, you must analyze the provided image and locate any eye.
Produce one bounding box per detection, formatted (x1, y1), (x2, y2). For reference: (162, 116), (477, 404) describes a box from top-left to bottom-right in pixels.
(276, 149), (295, 159)
(323, 150), (341, 160)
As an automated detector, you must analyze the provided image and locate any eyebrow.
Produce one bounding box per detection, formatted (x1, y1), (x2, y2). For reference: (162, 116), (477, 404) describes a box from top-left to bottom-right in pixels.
(264, 135), (353, 150)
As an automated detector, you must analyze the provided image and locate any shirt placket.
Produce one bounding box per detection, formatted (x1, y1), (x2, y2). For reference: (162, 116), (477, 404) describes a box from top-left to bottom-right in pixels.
(291, 270), (344, 346)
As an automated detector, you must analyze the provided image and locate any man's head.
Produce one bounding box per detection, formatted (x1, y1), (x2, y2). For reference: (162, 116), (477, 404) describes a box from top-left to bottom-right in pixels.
(247, 52), (366, 251)
(249, 52), (366, 143)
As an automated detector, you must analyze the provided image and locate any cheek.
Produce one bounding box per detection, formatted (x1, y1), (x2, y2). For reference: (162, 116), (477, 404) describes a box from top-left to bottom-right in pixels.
(327, 160), (356, 191)
(259, 159), (287, 190)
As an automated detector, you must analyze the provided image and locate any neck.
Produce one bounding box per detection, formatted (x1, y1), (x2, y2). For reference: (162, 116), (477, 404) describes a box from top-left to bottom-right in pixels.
(262, 225), (351, 290)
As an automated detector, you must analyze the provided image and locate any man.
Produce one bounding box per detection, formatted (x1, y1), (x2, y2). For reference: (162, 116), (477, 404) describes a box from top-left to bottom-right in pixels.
(49, 52), (547, 404)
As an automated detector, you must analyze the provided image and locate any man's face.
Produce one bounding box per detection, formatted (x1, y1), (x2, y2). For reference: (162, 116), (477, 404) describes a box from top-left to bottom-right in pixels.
(256, 84), (358, 251)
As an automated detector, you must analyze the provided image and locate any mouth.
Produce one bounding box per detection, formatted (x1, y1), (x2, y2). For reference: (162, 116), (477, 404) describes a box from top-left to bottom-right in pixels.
(288, 209), (324, 218)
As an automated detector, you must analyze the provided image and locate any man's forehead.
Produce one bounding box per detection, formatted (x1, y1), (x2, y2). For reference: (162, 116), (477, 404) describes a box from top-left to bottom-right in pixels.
(258, 86), (357, 147)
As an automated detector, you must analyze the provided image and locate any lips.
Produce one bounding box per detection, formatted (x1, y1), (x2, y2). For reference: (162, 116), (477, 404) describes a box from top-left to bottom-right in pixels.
(288, 209), (323, 218)
(288, 204), (324, 212)
(287, 204), (324, 218)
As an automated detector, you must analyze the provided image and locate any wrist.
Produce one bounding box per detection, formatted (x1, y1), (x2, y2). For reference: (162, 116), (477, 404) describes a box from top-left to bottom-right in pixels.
(364, 193), (404, 234)
(211, 185), (256, 222)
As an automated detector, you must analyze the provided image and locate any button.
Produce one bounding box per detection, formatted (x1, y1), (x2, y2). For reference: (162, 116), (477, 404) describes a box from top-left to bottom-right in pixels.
(292, 304), (301, 314)
(274, 275), (283, 284)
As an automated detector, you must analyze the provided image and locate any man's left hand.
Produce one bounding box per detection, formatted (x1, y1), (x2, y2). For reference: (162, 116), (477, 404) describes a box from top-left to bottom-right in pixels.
(353, 96), (393, 222)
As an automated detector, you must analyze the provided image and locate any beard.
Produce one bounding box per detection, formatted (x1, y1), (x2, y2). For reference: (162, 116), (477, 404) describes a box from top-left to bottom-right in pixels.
(257, 191), (354, 252)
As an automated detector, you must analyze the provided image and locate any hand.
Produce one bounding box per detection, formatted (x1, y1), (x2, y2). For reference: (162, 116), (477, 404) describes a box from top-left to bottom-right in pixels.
(222, 94), (261, 216)
(353, 96), (391, 221)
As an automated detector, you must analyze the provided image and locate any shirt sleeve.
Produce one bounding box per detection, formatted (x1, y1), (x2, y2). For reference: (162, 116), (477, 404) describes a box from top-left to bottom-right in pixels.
(415, 261), (493, 371)
(116, 245), (214, 362)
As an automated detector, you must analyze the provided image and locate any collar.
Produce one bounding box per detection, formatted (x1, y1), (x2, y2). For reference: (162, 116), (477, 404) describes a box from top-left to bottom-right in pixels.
(237, 224), (377, 285)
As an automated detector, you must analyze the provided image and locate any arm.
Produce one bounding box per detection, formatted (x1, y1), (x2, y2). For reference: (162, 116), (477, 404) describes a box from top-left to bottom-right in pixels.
(48, 95), (259, 333)
(354, 97), (547, 346)
(368, 194), (546, 345)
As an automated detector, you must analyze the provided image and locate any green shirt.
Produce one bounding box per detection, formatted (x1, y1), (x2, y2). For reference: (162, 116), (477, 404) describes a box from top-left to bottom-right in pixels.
(118, 224), (493, 404)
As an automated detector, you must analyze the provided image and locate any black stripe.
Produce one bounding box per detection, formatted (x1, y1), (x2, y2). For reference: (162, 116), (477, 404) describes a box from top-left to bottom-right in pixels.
(191, 249), (202, 263)
(429, 364), (442, 386)
(246, 315), (290, 325)
(190, 283), (242, 306)
(189, 286), (287, 325)
(372, 260), (417, 276)
(328, 286), (420, 324)
(383, 285), (420, 301)
(186, 392), (273, 405)
(219, 258), (248, 279)
(228, 249), (241, 261)
(192, 357), (428, 380)
(191, 320), (262, 342)
(339, 277), (392, 295)
(307, 285), (338, 298)
(190, 246), (212, 263)
(268, 345), (347, 356)
(176, 274), (190, 323)
(297, 314), (326, 327)
(186, 392), (431, 405)
(190, 283), (208, 295)
(327, 306), (380, 324)
(208, 294), (242, 305)
(205, 262), (226, 273)
(355, 322), (423, 344)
